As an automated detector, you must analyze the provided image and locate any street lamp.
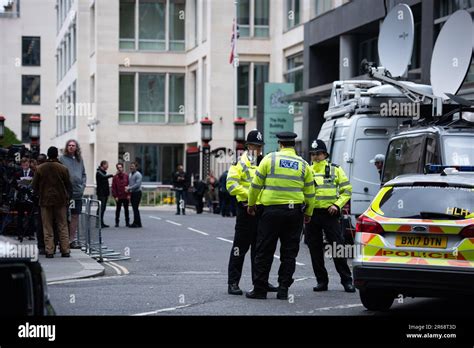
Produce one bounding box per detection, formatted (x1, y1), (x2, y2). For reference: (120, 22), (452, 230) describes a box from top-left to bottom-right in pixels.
(0, 115), (5, 140)
(233, 117), (246, 159)
(29, 115), (41, 157)
(200, 117), (213, 179)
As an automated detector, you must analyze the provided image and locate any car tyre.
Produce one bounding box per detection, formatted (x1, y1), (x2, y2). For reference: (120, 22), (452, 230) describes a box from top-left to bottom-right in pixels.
(359, 289), (394, 311)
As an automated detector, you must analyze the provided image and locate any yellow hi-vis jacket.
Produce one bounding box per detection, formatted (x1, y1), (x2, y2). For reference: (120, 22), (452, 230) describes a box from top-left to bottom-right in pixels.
(226, 151), (258, 203)
(312, 159), (352, 210)
(248, 148), (315, 216)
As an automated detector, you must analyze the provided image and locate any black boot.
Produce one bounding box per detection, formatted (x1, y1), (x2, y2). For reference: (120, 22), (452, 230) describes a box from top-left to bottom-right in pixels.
(276, 286), (288, 300)
(266, 282), (278, 292)
(228, 284), (243, 295)
(245, 289), (267, 299)
(313, 283), (328, 292)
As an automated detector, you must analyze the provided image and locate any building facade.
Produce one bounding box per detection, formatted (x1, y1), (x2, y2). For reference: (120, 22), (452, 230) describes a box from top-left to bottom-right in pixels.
(0, 0), (56, 151)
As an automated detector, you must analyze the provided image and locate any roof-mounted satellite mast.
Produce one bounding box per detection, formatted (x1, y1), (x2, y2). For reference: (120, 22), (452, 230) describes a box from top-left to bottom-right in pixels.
(362, 4), (474, 116)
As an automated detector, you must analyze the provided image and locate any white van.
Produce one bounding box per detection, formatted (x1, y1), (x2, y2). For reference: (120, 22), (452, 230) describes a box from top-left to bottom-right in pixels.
(316, 81), (433, 233)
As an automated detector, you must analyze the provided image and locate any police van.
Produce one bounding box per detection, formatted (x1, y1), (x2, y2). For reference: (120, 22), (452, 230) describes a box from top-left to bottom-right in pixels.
(317, 80), (433, 234)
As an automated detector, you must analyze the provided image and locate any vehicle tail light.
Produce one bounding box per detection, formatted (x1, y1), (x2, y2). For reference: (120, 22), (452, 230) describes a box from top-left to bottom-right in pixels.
(355, 215), (384, 234)
(460, 225), (474, 238)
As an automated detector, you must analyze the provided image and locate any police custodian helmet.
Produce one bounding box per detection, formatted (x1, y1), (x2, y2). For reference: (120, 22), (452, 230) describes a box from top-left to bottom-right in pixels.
(309, 139), (329, 154)
(246, 129), (265, 145)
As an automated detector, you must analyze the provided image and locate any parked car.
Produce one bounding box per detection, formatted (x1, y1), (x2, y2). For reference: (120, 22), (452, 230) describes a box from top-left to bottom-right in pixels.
(353, 166), (474, 311)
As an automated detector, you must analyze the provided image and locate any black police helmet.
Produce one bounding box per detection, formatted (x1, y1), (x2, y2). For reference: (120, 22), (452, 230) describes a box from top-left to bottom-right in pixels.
(246, 129), (264, 145)
(309, 139), (328, 155)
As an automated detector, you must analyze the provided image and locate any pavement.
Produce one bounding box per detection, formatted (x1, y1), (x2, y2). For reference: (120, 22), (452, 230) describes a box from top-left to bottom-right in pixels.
(40, 249), (105, 283)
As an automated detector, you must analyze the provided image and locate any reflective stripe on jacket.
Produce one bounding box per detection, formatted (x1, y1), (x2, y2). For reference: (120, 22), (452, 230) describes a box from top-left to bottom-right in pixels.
(312, 159), (352, 209)
(226, 151), (257, 203)
(248, 148), (315, 216)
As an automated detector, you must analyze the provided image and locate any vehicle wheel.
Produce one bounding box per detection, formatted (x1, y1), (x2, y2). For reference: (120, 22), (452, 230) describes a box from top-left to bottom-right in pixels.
(359, 289), (394, 311)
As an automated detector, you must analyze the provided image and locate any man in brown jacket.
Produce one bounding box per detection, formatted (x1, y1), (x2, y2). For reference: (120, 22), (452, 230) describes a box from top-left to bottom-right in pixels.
(32, 146), (72, 258)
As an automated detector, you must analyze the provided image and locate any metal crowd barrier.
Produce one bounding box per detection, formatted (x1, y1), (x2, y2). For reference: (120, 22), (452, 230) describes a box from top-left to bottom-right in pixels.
(77, 198), (130, 262)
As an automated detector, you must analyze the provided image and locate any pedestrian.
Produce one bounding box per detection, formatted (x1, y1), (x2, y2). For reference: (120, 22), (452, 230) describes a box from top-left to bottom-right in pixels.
(218, 170), (231, 217)
(34, 154), (50, 255)
(245, 132), (315, 300)
(226, 129), (278, 296)
(192, 174), (207, 214)
(96, 160), (113, 228)
(370, 154), (385, 180)
(112, 163), (130, 227)
(60, 139), (86, 249)
(15, 158), (35, 241)
(32, 146), (72, 258)
(305, 139), (355, 293)
(126, 162), (142, 228)
(206, 171), (218, 213)
(172, 164), (189, 215)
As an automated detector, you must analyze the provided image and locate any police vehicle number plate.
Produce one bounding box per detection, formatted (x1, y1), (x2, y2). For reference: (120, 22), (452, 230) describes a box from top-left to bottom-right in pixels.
(395, 234), (447, 248)
(280, 159), (298, 170)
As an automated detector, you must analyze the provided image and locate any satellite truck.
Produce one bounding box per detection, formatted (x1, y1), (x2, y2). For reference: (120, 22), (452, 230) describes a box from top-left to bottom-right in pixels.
(312, 4), (474, 241)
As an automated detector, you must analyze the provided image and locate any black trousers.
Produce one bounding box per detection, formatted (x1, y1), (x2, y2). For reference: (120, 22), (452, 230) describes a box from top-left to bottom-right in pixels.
(130, 191), (142, 226)
(194, 194), (204, 214)
(253, 205), (304, 290)
(115, 198), (130, 225)
(97, 196), (108, 226)
(305, 209), (353, 285)
(175, 190), (187, 214)
(227, 203), (258, 285)
(16, 202), (35, 239)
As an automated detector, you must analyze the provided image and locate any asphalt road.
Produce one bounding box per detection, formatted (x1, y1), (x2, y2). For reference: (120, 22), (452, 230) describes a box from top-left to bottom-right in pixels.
(47, 207), (473, 316)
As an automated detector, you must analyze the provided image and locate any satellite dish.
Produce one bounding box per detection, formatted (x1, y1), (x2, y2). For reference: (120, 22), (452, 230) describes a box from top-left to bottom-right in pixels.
(430, 10), (474, 99)
(378, 4), (414, 77)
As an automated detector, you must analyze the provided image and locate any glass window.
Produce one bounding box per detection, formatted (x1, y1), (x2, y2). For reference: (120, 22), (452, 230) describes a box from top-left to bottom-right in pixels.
(238, 63), (250, 117)
(120, 0), (136, 49)
(383, 136), (425, 183)
(139, 0), (166, 50)
(358, 37), (379, 74)
(254, 63), (269, 106)
(286, 53), (303, 91)
(119, 74), (135, 122)
(443, 136), (474, 165)
(22, 37), (40, 66)
(138, 73), (166, 122)
(22, 76), (41, 105)
(287, 0), (300, 29)
(377, 186), (473, 219)
(238, 0), (250, 37)
(254, 0), (269, 37)
(170, 0), (185, 51)
(202, 0), (207, 42)
(21, 114), (37, 143)
(169, 74), (185, 123)
(314, 0), (332, 17)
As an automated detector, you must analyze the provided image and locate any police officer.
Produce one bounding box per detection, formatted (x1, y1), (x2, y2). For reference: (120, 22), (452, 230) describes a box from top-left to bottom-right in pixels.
(305, 139), (355, 293)
(246, 132), (315, 300)
(226, 130), (278, 295)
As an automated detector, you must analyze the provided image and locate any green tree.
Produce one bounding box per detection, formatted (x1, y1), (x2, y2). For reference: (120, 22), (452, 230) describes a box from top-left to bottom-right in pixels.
(0, 127), (22, 148)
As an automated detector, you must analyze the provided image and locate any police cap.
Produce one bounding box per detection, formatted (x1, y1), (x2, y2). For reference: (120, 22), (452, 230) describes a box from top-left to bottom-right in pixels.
(309, 139), (329, 154)
(246, 129), (264, 145)
(276, 132), (297, 141)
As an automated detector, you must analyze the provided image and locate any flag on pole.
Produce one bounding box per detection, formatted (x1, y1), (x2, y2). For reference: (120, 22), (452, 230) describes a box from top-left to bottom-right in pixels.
(229, 19), (239, 64)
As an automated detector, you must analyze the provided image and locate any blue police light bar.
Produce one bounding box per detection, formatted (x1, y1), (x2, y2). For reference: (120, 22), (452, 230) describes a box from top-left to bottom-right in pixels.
(424, 164), (474, 174)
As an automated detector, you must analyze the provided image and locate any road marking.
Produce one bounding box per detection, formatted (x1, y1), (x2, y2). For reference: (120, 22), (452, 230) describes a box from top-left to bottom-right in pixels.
(132, 304), (192, 316)
(273, 254), (305, 266)
(165, 220), (182, 226)
(105, 261), (122, 275)
(188, 227), (209, 236)
(216, 237), (233, 243)
(179, 271), (220, 274)
(312, 304), (363, 312)
(48, 275), (123, 285)
(294, 277), (311, 282)
(108, 261), (130, 275)
(149, 216), (162, 220)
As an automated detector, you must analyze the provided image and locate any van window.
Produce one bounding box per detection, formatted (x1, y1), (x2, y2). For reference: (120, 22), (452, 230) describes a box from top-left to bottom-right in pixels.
(352, 138), (387, 184)
(383, 135), (425, 182)
(425, 137), (440, 166)
(443, 136), (474, 165)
